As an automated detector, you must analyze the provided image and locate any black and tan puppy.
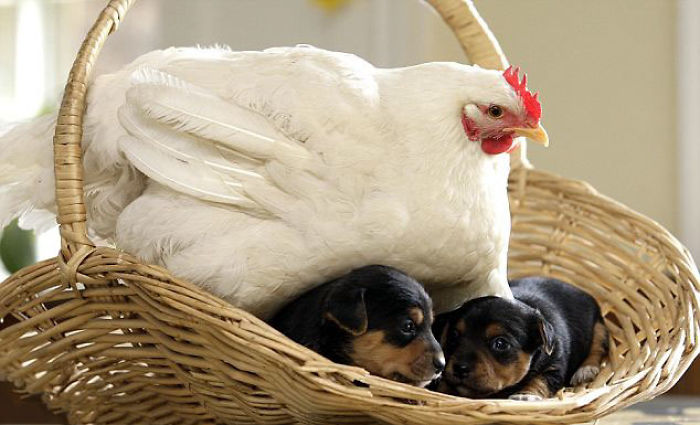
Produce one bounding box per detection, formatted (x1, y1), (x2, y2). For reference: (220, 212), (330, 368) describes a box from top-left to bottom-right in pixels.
(270, 265), (445, 387)
(433, 277), (608, 400)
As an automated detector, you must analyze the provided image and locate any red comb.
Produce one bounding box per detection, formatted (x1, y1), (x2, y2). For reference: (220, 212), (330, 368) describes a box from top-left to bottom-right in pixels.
(503, 66), (541, 121)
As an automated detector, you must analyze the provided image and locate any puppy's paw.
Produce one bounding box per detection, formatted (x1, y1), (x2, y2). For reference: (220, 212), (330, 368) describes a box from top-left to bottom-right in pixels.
(570, 365), (599, 386)
(509, 393), (543, 402)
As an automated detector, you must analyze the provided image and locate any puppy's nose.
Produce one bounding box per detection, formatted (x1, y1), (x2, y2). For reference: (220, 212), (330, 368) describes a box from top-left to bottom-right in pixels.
(433, 353), (446, 373)
(453, 362), (471, 378)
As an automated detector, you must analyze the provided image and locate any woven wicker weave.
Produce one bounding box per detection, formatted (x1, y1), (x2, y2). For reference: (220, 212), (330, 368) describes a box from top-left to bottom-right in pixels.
(1, 0), (699, 424)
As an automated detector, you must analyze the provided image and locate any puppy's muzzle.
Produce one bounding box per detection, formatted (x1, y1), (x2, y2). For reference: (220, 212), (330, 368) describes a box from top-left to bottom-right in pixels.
(443, 357), (499, 397)
(410, 334), (445, 384)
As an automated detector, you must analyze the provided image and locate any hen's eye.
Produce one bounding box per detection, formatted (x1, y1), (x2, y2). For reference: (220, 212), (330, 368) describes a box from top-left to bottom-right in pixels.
(490, 337), (511, 352)
(401, 319), (416, 334)
(487, 105), (504, 119)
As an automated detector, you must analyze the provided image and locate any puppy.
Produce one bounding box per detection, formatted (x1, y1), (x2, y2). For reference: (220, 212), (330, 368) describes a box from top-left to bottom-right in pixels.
(433, 276), (608, 400)
(270, 265), (445, 387)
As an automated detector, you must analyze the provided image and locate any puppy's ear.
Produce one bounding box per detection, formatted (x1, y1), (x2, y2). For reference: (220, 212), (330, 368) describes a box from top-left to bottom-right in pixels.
(433, 314), (450, 347)
(433, 309), (459, 347)
(535, 313), (555, 355)
(324, 286), (368, 336)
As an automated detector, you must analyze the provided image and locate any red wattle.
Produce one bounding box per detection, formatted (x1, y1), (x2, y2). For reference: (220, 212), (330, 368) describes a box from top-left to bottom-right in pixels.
(480, 135), (516, 155)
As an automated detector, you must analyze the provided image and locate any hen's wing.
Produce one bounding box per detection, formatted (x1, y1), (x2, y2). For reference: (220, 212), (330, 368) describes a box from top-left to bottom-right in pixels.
(118, 68), (329, 218)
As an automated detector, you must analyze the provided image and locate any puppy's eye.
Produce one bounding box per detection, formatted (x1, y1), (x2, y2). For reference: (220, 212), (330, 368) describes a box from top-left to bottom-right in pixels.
(487, 105), (504, 119)
(401, 319), (416, 334)
(490, 337), (511, 352)
(450, 329), (460, 339)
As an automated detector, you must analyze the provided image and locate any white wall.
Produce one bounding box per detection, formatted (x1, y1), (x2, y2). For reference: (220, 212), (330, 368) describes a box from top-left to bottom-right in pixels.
(49, 0), (433, 78)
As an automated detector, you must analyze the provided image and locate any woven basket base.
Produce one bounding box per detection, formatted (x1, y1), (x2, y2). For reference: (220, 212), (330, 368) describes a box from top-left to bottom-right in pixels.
(1, 168), (698, 425)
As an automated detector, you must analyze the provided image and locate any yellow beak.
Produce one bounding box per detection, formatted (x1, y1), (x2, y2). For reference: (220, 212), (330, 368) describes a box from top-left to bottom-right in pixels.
(505, 124), (549, 147)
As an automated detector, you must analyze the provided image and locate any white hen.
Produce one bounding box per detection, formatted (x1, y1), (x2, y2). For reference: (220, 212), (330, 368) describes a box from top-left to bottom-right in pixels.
(0, 45), (547, 319)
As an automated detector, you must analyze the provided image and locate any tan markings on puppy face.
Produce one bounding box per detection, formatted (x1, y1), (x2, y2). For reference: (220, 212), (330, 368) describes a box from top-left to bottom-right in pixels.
(470, 323), (530, 393)
(350, 330), (435, 384)
(454, 348), (532, 397)
(455, 318), (467, 334)
(409, 307), (424, 327)
(485, 323), (505, 339)
(493, 350), (532, 389)
(470, 349), (501, 394)
(518, 375), (551, 399)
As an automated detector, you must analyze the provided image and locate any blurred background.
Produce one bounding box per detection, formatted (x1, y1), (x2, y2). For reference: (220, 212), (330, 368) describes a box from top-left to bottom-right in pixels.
(0, 0), (698, 423)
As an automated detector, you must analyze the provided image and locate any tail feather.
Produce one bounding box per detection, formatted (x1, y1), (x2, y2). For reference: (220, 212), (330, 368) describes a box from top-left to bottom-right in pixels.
(0, 114), (57, 231)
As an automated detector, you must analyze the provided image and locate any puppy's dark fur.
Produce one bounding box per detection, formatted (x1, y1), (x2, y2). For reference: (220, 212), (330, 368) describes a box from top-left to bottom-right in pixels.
(433, 277), (608, 400)
(270, 265), (445, 386)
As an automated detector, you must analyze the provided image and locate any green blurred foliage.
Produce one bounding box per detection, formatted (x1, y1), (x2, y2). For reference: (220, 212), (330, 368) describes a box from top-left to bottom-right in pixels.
(0, 219), (36, 274)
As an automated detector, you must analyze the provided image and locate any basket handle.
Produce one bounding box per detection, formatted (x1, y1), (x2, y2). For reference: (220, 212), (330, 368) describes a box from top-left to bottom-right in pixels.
(53, 0), (135, 260)
(52, 0), (517, 261)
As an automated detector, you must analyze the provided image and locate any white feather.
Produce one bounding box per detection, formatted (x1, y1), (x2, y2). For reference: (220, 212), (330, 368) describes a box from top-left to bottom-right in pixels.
(120, 135), (258, 209)
(117, 102), (268, 210)
(127, 68), (314, 168)
(118, 68), (327, 216)
(118, 103), (264, 177)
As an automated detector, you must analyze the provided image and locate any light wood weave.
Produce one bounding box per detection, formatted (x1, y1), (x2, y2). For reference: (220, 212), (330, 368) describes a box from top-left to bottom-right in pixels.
(1, 1), (699, 424)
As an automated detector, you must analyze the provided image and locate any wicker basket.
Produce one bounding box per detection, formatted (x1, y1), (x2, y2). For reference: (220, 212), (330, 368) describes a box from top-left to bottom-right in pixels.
(1, 0), (699, 424)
